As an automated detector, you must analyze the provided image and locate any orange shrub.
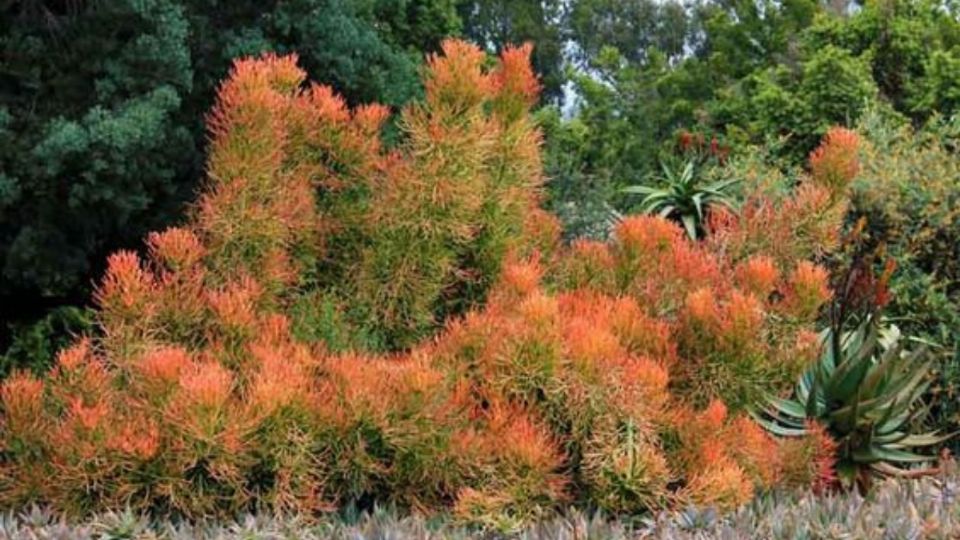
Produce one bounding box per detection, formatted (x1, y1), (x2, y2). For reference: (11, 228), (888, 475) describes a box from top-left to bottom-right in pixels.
(0, 43), (850, 522)
(706, 133), (852, 271)
(809, 127), (861, 196)
(553, 208), (837, 409)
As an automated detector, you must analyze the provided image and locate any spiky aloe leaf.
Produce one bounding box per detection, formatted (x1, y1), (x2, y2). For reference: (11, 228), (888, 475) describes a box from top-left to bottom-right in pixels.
(765, 395), (807, 419)
(622, 158), (739, 240)
(750, 414), (809, 437)
(754, 315), (949, 483)
(852, 447), (932, 464)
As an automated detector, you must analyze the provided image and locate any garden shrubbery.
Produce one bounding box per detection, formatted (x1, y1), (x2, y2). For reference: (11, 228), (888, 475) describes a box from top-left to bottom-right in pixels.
(0, 39), (945, 530)
(850, 110), (960, 441)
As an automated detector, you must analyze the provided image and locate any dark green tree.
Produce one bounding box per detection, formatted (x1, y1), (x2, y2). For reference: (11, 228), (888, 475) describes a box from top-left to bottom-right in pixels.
(0, 0), (462, 369)
(456, 0), (567, 101)
(1, 0), (195, 305)
(569, 0), (691, 66)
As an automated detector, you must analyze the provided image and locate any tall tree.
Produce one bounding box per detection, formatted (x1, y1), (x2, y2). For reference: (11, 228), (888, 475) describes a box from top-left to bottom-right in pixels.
(457, 0), (567, 101)
(0, 0), (462, 363)
(569, 0), (691, 67)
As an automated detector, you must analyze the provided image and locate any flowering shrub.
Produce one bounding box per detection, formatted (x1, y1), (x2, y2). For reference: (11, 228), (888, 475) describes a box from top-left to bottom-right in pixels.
(0, 41), (856, 525)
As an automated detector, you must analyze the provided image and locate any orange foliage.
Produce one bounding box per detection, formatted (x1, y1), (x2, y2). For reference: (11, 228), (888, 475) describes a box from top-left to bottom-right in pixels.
(425, 39), (493, 110)
(0, 372), (45, 435)
(0, 43), (847, 521)
(735, 255), (780, 298)
(782, 261), (833, 321)
(148, 227), (205, 271)
(551, 180), (843, 409)
(779, 421), (839, 493)
(491, 43), (541, 121)
(206, 277), (262, 333)
(706, 182), (845, 269)
(684, 460), (755, 511)
(95, 251), (155, 320)
(137, 347), (192, 387)
(809, 127), (861, 194)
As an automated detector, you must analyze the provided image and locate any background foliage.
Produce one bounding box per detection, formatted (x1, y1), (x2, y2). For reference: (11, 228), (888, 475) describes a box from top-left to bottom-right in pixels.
(0, 0), (461, 367)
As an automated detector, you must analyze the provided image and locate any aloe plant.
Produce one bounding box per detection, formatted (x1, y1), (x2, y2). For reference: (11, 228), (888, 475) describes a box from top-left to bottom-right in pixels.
(754, 313), (950, 488)
(622, 160), (738, 240)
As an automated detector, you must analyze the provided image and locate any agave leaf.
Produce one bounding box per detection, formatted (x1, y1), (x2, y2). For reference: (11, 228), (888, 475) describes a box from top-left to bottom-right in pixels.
(655, 204), (675, 218)
(642, 193), (671, 208)
(751, 415), (809, 437)
(660, 161), (674, 179)
(872, 393), (903, 435)
(874, 381), (933, 435)
(805, 366), (821, 418)
(755, 403), (807, 428)
(859, 341), (911, 397)
(797, 367), (817, 404)
(818, 333), (837, 374)
(872, 430), (910, 445)
(646, 201), (671, 216)
(870, 461), (916, 477)
(853, 446), (934, 464)
(833, 374), (929, 428)
(828, 374), (923, 426)
(876, 406), (915, 436)
(692, 193), (704, 220)
(827, 322), (880, 398)
(876, 358), (934, 413)
(764, 395), (807, 419)
(873, 429), (950, 450)
(834, 383), (866, 434)
(622, 185), (658, 195)
(681, 214), (697, 240)
(827, 354), (874, 406)
(842, 317), (872, 350)
(895, 432), (956, 447)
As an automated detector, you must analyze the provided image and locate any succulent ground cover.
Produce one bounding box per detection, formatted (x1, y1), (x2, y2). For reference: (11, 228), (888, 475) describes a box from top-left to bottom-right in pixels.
(1, 473), (957, 539)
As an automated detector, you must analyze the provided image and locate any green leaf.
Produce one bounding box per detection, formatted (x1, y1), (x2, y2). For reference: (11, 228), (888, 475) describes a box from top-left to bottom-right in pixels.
(853, 446), (934, 464)
(622, 185), (658, 195)
(681, 213), (698, 240)
(895, 432), (956, 447)
(692, 193), (704, 219)
(764, 395), (807, 419)
(752, 415), (809, 437)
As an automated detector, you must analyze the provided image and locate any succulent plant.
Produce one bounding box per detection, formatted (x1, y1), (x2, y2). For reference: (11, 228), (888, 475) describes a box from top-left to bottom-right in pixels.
(754, 312), (951, 488)
(1, 476), (959, 539)
(622, 159), (739, 240)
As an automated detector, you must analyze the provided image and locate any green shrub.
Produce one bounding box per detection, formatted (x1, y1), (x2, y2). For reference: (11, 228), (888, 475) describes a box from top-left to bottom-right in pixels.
(851, 108), (960, 442)
(0, 307), (93, 378)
